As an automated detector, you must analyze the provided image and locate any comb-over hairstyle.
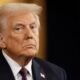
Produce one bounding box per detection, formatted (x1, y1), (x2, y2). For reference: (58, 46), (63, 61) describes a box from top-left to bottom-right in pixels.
(0, 3), (42, 15)
(0, 3), (42, 32)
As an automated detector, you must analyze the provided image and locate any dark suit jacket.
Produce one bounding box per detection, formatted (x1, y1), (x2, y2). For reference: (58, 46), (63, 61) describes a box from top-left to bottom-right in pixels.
(0, 52), (67, 80)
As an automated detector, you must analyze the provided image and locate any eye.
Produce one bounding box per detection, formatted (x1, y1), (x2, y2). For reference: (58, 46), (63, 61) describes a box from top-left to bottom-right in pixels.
(30, 23), (37, 29)
(15, 27), (21, 30)
(30, 25), (35, 29)
(14, 24), (24, 31)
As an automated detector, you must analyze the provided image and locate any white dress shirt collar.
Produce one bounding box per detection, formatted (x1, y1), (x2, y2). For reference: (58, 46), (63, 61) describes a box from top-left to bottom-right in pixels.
(2, 50), (33, 78)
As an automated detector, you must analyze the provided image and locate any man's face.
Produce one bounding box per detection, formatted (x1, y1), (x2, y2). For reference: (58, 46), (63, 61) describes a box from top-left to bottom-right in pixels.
(2, 11), (39, 58)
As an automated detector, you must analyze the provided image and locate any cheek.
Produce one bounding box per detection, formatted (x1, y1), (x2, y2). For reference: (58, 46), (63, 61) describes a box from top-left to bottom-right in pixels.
(34, 32), (39, 44)
(34, 32), (39, 48)
(5, 34), (23, 49)
(34, 29), (39, 38)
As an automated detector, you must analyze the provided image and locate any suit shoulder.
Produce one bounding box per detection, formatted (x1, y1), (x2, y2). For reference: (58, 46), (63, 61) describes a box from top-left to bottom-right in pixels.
(34, 57), (64, 70)
(34, 57), (67, 80)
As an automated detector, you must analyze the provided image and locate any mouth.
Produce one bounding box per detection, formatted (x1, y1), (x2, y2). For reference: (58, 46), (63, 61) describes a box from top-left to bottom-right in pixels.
(23, 44), (36, 49)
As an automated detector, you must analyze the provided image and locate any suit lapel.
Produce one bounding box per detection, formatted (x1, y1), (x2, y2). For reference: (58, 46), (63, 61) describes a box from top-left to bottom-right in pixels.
(32, 58), (47, 80)
(0, 52), (15, 80)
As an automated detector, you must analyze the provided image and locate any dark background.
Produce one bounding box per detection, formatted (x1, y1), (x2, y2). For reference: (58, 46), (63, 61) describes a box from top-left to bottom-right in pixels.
(46, 1), (80, 80)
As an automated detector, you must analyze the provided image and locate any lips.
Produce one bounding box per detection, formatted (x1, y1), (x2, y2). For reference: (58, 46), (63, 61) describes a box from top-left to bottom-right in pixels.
(23, 44), (36, 49)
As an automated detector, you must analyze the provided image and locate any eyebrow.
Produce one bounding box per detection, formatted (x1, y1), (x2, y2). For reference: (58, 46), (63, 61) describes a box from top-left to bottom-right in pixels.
(13, 21), (37, 28)
(30, 22), (36, 25)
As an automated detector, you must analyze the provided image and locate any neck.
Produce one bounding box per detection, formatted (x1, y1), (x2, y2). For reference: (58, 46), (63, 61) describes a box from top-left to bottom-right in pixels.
(2, 49), (33, 67)
(15, 56), (33, 67)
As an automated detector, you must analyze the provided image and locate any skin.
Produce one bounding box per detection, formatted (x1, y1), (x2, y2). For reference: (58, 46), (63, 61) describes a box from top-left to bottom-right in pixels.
(0, 11), (39, 66)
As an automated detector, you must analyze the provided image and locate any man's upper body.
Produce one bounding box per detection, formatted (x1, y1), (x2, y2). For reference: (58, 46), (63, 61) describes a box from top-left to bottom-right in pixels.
(0, 3), (67, 80)
(0, 50), (67, 80)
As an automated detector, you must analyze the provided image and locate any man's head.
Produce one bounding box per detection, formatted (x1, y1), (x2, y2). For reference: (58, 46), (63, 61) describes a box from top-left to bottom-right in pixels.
(0, 3), (41, 59)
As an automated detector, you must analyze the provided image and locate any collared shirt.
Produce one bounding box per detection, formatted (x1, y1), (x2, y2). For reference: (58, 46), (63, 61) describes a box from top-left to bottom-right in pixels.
(2, 50), (33, 80)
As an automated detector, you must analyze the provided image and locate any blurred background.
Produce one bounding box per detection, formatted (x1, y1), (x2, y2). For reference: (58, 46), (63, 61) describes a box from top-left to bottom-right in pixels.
(0, 0), (80, 80)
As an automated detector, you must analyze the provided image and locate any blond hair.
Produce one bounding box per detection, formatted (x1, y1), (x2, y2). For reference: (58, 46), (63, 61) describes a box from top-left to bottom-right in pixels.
(0, 3), (42, 32)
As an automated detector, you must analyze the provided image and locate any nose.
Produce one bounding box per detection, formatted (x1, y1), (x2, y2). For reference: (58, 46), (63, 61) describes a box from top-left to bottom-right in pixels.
(25, 26), (33, 39)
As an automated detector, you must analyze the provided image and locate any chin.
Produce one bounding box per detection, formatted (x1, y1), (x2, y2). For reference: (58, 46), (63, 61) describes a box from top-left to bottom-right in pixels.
(22, 49), (38, 57)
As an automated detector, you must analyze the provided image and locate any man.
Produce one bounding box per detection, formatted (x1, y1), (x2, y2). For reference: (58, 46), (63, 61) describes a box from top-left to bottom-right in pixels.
(0, 3), (67, 80)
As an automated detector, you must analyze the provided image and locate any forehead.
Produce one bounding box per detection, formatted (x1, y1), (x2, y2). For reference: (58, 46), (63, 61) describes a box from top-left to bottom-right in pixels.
(7, 11), (36, 22)
(0, 10), (38, 32)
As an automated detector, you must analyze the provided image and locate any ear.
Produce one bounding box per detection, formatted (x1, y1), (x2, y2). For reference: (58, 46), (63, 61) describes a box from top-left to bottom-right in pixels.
(0, 33), (6, 49)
